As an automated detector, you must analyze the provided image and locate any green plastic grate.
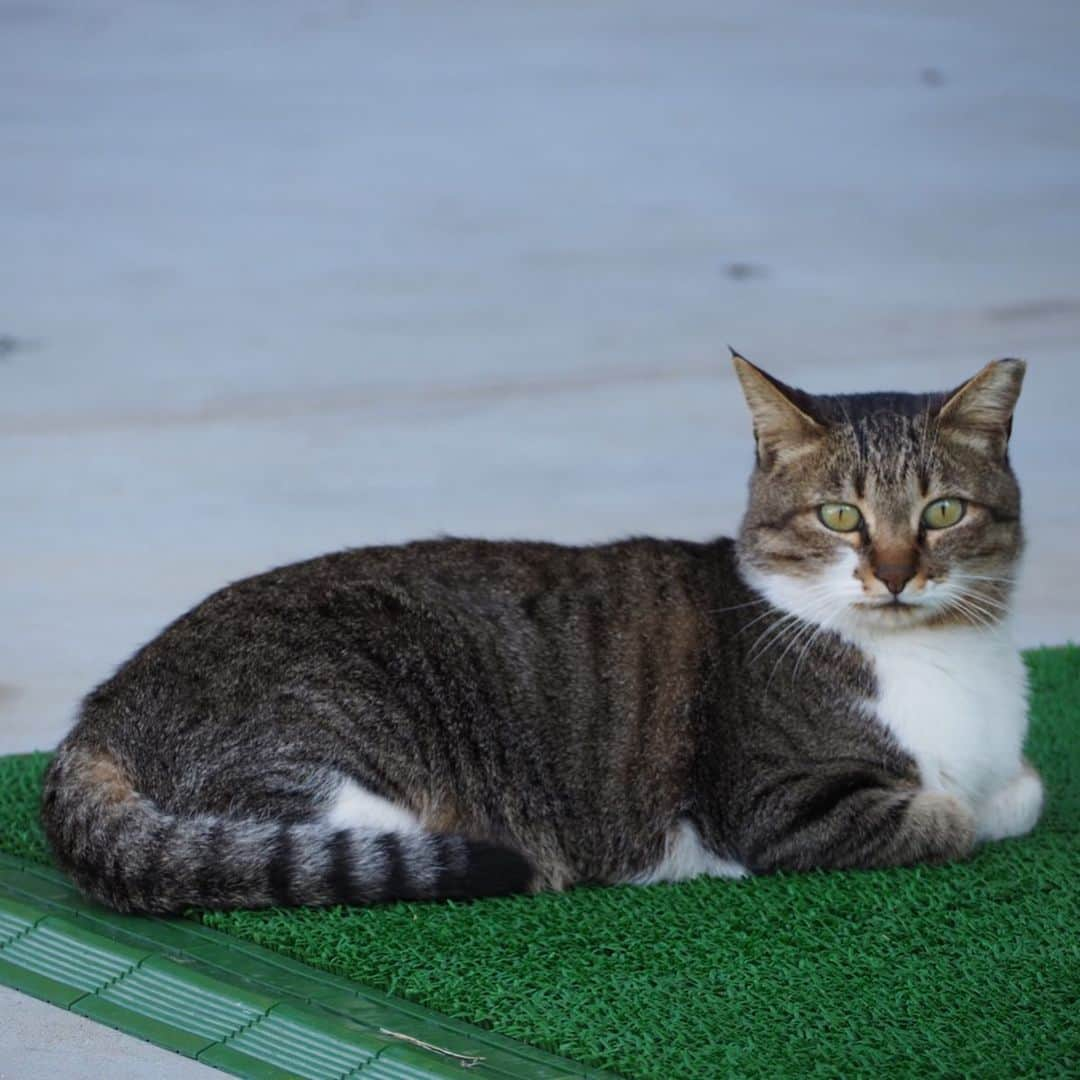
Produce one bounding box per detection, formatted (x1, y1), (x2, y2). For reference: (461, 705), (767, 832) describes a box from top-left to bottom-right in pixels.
(0, 853), (617, 1080)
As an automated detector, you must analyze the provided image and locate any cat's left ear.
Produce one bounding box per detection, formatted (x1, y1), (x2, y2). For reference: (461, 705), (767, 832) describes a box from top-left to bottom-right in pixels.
(937, 359), (1026, 454)
(731, 349), (825, 468)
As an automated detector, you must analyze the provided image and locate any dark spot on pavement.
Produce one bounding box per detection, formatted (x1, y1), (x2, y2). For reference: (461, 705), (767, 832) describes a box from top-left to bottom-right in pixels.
(986, 298), (1080, 323)
(0, 335), (29, 360)
(725, 262), (768, 281)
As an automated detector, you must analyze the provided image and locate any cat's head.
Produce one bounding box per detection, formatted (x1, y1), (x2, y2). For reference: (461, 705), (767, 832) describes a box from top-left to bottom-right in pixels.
(732, 352), (1025, 634)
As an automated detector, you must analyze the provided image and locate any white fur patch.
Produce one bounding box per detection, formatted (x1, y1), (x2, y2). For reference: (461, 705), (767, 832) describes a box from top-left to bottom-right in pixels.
(627, 819), (748, 885)
(741, 547), (864, 629)
(741, 553), (1039, 842)
(852, 622), (1030, 818)
(324, 779), (423, 834)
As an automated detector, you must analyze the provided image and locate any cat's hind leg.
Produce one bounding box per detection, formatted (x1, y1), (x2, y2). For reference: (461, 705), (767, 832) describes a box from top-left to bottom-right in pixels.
(323, 778), (424, 834)
(625, 819), (748, 885)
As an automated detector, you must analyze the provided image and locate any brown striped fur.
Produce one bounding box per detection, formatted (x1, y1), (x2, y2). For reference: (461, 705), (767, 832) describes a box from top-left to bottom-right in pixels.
(42, 355), (1028, 913)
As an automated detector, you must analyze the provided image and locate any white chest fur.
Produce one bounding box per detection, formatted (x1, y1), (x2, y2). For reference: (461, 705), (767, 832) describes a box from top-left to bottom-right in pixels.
(856, 623), (1029, 807)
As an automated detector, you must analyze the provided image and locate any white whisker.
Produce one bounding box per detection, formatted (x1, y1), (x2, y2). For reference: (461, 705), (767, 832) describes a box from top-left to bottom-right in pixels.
(752, 591), (839, 672)
(705, 598), (770, 616)
(943, 594), (997, 631)
(746, 611), (806, 665)
(768, 606), (836, 686)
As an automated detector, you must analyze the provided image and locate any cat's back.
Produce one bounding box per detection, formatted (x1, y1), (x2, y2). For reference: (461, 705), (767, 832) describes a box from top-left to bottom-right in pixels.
(180, 533), (725, 627)
(80, 533), (734, 724)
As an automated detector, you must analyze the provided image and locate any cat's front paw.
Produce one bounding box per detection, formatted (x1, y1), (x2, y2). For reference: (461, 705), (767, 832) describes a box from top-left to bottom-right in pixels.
(976, 762), (1044, 842)
(908, 790), (977, 863)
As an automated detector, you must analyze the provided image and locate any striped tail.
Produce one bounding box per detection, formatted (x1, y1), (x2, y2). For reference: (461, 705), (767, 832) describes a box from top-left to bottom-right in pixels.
(41, 747), (534, 915)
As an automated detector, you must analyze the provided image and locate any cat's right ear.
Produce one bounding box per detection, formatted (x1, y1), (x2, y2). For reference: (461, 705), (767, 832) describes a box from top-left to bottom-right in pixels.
(730, 350), (824, 468)
(936, 358), (1026, 456)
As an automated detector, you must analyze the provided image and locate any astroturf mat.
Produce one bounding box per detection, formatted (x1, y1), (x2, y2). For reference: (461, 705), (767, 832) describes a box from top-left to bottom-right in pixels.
(1, 646), (1077, 1079)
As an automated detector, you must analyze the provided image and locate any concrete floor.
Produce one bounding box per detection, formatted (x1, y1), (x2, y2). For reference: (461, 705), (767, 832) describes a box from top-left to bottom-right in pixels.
(0, 985), (219, 1080)
(2, 1), (1078, 1075)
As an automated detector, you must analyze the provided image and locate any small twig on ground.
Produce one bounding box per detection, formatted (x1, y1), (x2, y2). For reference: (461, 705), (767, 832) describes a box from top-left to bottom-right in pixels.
(378, 1028), (485, 1068)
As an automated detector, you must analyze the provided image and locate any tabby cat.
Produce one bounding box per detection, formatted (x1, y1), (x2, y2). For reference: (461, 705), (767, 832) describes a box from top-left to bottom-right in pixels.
(42, 354), (1044, 913)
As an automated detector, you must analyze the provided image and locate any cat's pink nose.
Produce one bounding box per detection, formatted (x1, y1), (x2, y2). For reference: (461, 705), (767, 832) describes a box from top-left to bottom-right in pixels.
(874, 563), (916, 595)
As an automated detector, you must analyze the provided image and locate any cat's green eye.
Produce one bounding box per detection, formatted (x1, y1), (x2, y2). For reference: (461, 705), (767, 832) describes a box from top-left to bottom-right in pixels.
(922, 497), (966, 530)
(818, 503), (862, 532)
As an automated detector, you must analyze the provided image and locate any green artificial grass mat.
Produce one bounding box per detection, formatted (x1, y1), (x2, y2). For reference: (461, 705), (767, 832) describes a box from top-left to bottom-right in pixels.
(2, 646), (1077, 1078)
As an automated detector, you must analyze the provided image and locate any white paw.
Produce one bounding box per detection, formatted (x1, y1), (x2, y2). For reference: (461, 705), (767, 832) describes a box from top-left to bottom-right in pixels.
(976, 764), (1044, 842)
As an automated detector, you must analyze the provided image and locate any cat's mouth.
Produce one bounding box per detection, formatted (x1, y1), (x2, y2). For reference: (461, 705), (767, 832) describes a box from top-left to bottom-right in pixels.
(854, 597), (923, 612)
